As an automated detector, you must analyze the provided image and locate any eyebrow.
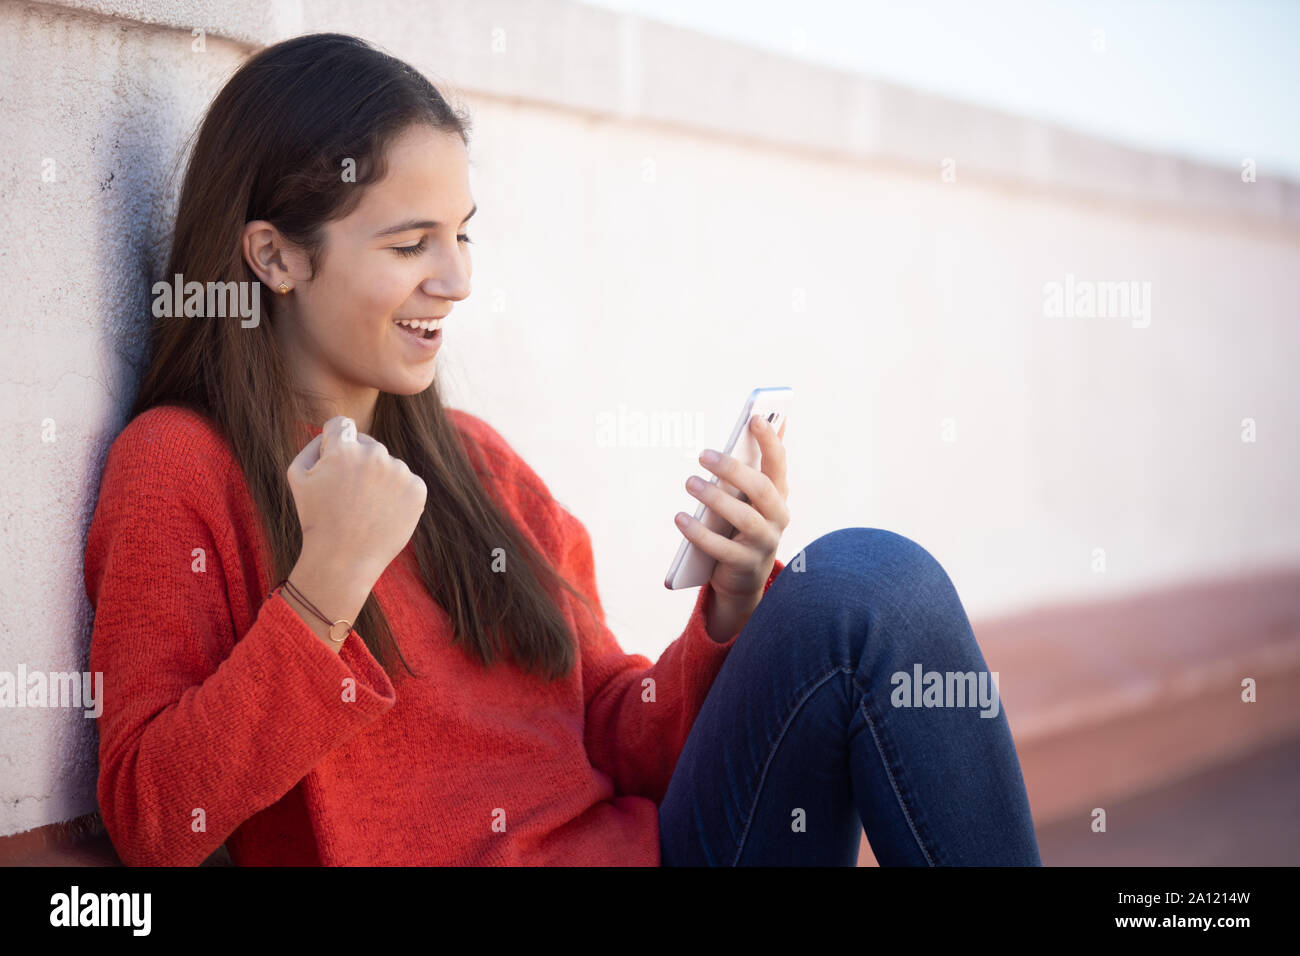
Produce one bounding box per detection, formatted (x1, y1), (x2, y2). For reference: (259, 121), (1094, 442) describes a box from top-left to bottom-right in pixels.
(373, 203), (477, 238)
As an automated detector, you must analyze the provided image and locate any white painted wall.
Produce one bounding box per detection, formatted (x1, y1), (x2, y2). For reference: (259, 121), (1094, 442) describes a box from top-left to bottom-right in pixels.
(1, 0), (1296, 836)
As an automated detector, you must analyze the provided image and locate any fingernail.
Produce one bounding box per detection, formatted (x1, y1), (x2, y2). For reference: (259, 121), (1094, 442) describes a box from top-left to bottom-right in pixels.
(700, 449), (719, 465)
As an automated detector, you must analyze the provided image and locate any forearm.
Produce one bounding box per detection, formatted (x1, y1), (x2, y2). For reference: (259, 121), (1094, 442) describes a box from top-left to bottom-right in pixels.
(283, 551), (377, 653)
(704, 587), (762, 643)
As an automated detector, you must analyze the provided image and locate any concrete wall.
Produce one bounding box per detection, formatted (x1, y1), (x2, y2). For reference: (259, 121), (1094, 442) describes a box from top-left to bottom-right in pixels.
(1, 0), (1297, 837)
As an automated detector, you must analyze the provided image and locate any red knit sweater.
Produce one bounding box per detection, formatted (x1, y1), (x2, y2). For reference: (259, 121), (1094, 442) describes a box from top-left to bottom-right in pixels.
(84, 404), (784, 866)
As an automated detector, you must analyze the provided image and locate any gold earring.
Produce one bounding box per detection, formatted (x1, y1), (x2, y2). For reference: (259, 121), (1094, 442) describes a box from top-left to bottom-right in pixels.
(277, 283), (290, 295)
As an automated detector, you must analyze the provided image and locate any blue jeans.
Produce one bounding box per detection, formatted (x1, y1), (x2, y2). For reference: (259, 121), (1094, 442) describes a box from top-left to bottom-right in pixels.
(658, 527), (1043, 866)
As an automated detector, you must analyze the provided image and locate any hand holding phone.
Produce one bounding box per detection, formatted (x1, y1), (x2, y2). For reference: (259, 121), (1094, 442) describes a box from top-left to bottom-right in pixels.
(664, 386), (792, 589)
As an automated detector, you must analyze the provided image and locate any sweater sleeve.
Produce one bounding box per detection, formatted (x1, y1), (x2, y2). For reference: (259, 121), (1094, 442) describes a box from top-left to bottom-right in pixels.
(554, 503), (784, 805)
(448, 408), (784, 805)
(84, 412), (398, 867)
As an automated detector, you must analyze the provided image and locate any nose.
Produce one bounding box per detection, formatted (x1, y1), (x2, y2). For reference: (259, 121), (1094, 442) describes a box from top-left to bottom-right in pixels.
(420, 242), (471, 304)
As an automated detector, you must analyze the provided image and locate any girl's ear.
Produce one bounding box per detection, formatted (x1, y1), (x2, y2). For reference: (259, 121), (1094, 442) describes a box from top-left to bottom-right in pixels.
(242, 220), (303, 289)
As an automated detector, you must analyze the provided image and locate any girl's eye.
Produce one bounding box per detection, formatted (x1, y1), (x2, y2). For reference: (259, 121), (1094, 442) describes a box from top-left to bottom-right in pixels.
(392, 234), (472, 256)
(393, 238), (426, 257)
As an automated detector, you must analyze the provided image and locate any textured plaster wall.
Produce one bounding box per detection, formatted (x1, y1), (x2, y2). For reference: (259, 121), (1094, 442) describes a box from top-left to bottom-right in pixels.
(1, 0), (1296, 835)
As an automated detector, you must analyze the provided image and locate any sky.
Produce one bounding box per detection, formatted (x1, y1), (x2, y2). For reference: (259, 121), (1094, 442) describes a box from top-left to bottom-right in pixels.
(577, 0), (1300, 182)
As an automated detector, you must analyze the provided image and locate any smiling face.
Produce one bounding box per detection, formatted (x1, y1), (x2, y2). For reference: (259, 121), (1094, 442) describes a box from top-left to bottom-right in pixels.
(245, 122), (475, 431)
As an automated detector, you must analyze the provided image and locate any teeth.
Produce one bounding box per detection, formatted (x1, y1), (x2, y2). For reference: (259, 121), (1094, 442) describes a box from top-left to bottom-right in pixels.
(396, 318), (443, 331)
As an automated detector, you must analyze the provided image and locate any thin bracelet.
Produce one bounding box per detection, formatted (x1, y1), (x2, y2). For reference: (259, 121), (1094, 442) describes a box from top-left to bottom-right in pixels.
(281, 578), (352, 645)
(273, 578), (353, 645)
(283, 578), (353, 645)
(278, 577), (331, 624)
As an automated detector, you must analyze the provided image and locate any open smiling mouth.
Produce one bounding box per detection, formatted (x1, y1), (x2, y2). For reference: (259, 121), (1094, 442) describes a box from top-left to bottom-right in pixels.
(394, 317), (443, 341)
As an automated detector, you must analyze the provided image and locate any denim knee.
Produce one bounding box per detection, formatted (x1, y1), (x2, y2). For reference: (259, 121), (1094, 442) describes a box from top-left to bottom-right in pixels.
(773, 528), (968, 658)
(791, 528), (955, 604)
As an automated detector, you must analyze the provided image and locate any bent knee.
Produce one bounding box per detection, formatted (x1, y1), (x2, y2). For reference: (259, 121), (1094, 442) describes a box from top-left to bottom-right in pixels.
(781, 527), (960, 615)
(800, 527), (949, 583)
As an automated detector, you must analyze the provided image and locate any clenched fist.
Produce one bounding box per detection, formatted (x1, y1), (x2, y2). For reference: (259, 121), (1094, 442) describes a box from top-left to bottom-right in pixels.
(287, 415), (428, 586)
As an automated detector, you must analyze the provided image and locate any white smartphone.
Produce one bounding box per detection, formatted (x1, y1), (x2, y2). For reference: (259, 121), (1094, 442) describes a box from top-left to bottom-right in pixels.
(664, 386), (793, 590)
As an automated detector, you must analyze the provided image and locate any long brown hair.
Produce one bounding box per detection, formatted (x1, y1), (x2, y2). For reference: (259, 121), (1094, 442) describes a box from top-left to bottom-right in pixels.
(130, 33), (590, 683)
